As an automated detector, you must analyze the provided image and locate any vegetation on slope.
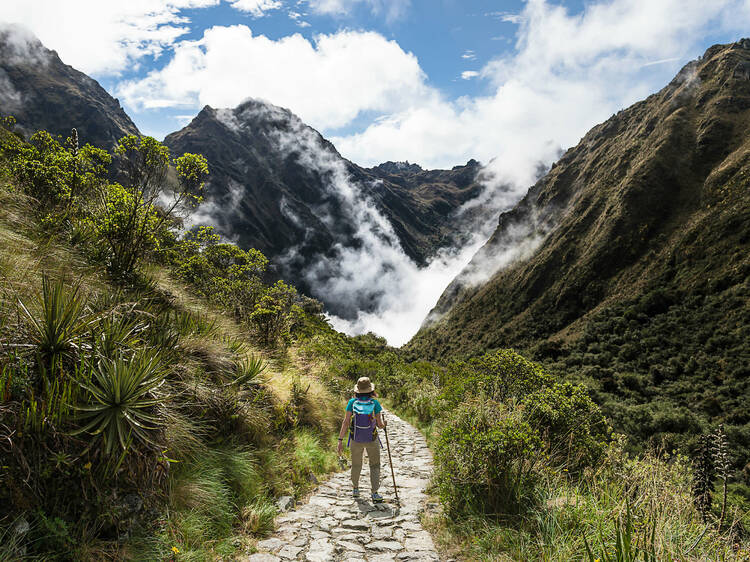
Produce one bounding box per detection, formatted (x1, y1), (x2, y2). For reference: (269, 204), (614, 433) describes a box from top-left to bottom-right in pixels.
(300, 326), (750, 560)
(407, 41), (750, 482)
(0, 119), (339, 559)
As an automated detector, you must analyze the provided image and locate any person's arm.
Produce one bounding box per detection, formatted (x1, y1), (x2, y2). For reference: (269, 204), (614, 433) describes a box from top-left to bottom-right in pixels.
(337, 411), (352, 455)
(375, 412), (386, 429)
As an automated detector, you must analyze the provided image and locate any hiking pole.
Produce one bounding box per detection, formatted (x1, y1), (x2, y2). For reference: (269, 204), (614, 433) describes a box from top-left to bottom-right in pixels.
(383, 414), (400, 506)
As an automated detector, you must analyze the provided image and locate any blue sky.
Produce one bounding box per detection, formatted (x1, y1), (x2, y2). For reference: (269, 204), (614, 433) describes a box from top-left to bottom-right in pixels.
(99, 0), (554, 141)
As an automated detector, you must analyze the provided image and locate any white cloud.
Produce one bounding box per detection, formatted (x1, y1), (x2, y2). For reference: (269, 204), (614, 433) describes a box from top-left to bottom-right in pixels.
(461, 70), (479, 80)
(0, 0), (219, 75)
(117, 26), (429, 130)
(461, 49), (476, 60)
(334, 0), (750, 188)
(229, 0), (282, 17)
(307, 0), (410, 22)
(487, 11), (524, 24)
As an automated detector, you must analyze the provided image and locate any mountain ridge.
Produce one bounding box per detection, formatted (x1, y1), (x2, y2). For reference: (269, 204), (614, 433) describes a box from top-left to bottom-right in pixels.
(0, 24), (139, 148)
(164, 99), (485, 317)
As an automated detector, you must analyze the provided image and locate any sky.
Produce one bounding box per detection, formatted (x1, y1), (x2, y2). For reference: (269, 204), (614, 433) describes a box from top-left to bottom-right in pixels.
(1, 0), (749, 345)
(1, 0), (748, 174)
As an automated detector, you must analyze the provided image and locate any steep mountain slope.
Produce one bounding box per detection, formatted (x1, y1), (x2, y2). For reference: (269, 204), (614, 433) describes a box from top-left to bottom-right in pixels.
(0, 24), (139, 148)
(408, 40), (750, 452)
(164, 101), (482, 315)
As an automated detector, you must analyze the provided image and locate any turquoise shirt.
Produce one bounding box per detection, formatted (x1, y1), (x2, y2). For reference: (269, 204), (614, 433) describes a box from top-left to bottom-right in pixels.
(346, 398), (382, 413)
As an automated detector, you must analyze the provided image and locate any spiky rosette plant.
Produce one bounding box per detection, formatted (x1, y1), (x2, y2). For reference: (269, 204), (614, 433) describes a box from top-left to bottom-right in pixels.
(73, 349), (167, 455)
(18, 275), (90, 369)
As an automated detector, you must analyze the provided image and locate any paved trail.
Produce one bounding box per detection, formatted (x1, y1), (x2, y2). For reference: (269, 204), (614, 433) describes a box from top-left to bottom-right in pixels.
(244, 411), (439, 562)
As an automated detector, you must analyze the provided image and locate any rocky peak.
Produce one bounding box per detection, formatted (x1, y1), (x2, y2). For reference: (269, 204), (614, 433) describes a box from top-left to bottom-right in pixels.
(0, 24), (139, 149)
(371, 161), (424, 175)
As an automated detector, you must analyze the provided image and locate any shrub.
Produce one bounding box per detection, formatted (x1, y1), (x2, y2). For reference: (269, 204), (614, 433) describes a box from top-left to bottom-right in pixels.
(250, 281), (301, 346)
(441, 349), (553, 407)
(434, 399), (543, 516)
(92, 135), (208, 277)
(521, 382), (610, 471)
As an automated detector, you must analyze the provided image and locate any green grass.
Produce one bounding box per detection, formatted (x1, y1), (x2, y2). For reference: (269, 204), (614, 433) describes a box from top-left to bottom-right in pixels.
(293, 428), (338, 475)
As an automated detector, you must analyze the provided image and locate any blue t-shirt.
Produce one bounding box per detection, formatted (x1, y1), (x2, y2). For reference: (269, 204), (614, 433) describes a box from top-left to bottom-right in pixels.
(346, 398), (382, 414)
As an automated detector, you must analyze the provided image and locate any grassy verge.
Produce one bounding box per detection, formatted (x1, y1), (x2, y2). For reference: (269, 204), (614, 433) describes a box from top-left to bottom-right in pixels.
(0, 126), (342, 560)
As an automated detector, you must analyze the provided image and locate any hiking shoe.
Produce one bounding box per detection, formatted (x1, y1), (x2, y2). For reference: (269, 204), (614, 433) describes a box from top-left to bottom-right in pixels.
(371, 492), (384, 503)
(352, 488), (360, 498)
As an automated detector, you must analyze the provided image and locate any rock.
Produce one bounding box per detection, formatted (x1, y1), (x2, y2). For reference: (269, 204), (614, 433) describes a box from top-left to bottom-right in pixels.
(305, 538), (334, 561)
(366, 540), (403, 552)
(256, 538), (284, 552)
(335, 539), (365, 553)
(242, 554), (281, 562)
(13, 518), (30, 537)
(341, 519), (370, 531)
(114, 493), (143, 517)
(276, 496), (296, 512)
(369, 555), (397, 562)
(404, 531), (435, 551)
(277, 545), (303, 559)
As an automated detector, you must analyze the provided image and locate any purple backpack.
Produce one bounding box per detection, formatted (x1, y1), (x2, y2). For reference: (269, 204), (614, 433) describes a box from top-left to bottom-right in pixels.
(350, 399), (377, 443)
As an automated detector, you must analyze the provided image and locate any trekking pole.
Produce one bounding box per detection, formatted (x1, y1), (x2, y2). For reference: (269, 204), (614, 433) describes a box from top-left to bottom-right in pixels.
(383, 414), (400, 506)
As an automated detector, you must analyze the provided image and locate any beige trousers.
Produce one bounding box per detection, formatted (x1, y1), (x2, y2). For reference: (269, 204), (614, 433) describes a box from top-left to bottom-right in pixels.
(350, 439), (380, 492)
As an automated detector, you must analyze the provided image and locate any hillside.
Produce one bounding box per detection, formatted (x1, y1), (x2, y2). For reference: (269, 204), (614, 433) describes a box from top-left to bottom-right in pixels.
(408, 39), (750, 454)
(0, 24), (139, 148)
(164, 102), (483, 315)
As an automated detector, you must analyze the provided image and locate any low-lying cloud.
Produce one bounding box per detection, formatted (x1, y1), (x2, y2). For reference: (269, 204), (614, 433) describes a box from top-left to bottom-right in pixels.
(206, 100), (506, 346)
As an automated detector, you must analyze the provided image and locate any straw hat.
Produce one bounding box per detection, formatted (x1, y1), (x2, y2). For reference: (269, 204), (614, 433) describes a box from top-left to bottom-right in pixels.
(353, 376), (375, 394)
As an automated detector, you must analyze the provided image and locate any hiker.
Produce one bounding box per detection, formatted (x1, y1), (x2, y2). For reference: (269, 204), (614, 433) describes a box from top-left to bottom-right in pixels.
(337, 376), (387, 503)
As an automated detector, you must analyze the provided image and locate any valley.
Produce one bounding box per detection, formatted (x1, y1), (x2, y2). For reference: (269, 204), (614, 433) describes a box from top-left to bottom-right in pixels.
(0, 20), (748, 562)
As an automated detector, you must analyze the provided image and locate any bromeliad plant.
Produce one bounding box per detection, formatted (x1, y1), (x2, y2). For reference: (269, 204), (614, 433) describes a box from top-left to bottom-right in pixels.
(18, 275), (91, 369)
(229, 354), (268, 388)
(73, 350), (167, 455)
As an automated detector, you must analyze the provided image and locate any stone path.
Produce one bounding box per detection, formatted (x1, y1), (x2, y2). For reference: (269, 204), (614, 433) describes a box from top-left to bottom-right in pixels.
(244, 411), (439, 562)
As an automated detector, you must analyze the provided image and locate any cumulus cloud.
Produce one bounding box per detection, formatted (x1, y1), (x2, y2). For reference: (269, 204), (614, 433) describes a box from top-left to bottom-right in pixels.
(307, 0), (411, 22)
(461, 70), (479, 80)
(334, 0), (750, 187)
(116, 26), (429, 130)
(0, 0), (219, 75)
(229, 0), (282, 16)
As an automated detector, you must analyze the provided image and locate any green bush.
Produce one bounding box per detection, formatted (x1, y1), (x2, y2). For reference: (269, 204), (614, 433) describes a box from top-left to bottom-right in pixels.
(441, 349), (553, 408)
(435, 399), (543, 516)
(521, 382), (610, 471)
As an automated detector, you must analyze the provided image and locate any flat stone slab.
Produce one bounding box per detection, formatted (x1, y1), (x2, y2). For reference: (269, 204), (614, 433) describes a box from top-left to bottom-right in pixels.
(257, 538), (284, 552)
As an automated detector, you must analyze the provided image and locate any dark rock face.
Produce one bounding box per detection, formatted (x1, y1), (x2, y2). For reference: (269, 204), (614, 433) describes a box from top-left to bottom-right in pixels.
(164, 100), (483, 316)
(410, 39), (750, 359)
(0, 24), (139, 148)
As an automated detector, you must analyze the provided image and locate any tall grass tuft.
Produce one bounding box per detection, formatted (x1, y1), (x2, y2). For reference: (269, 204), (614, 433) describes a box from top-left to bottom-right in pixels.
(294, 428), (337, 475)
(240, 498), (277, 536)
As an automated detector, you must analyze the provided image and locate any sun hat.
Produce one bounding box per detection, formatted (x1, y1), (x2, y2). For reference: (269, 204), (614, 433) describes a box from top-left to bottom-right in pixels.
(353, 376), (375, 394)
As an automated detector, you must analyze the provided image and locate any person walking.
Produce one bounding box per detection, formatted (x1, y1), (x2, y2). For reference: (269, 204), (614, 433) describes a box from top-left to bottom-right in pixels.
(337, 376), (387, 503)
